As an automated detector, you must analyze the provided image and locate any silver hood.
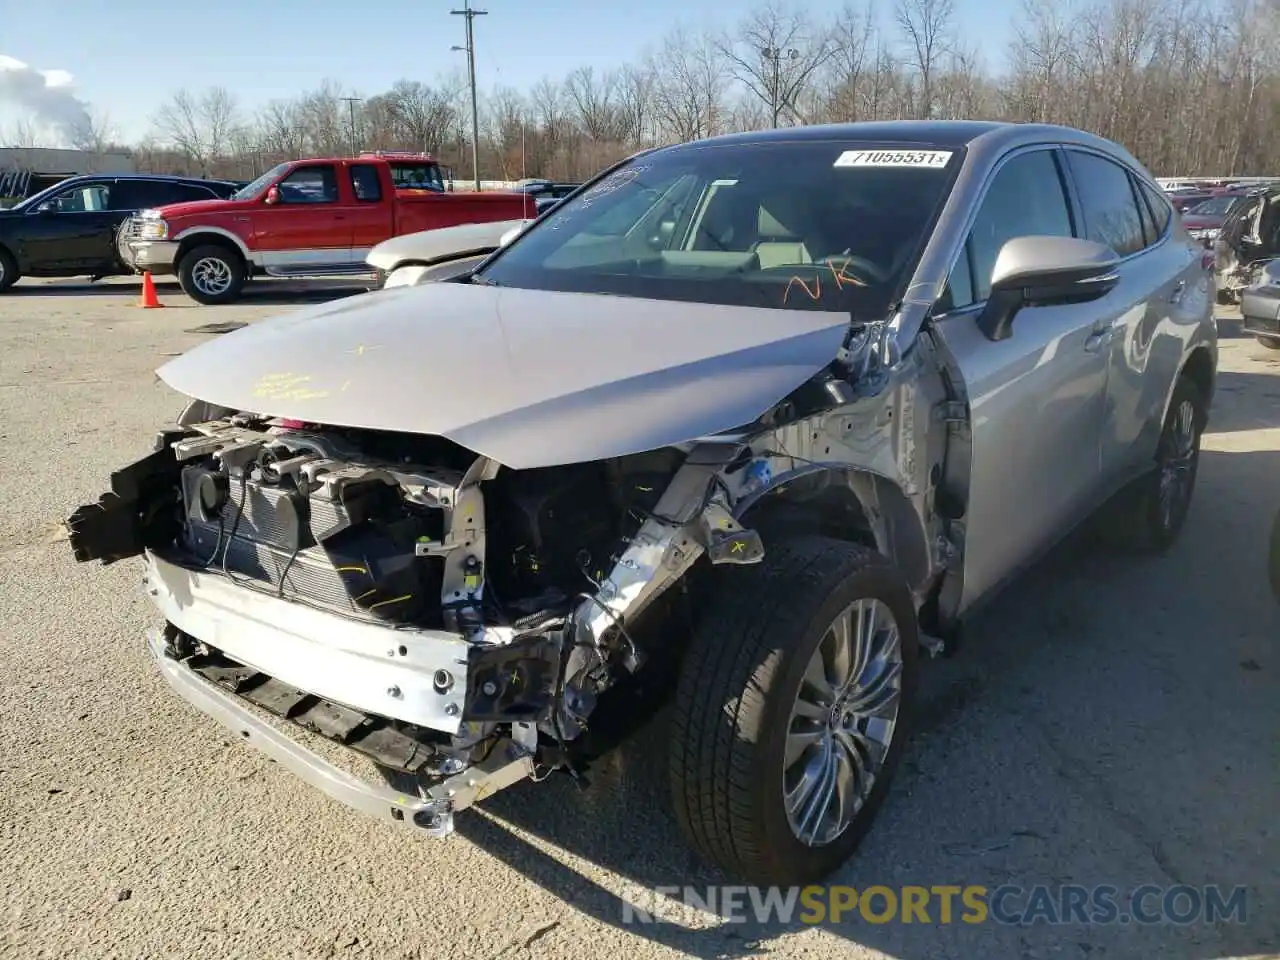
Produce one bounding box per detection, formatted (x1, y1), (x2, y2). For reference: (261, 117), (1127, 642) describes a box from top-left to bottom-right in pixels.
(157, 282), (849, 469)
(365, 219), (532, 272)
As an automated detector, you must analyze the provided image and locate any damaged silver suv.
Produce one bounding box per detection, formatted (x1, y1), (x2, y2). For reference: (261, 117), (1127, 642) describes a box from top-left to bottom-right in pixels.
(66, 121), (1217, 885)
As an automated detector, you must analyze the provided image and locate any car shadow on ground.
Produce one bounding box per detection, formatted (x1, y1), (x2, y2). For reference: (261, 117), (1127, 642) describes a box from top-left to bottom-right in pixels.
(8, 277), (373, 306)
(1210, 369), (1280, 434)
(456, 446), (1279, 960)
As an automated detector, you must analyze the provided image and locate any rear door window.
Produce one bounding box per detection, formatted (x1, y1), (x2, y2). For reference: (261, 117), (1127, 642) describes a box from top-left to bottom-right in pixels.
(171, 183), (220, 202)
(115, 180), (215, 209)
(1064, 150), (1147, 257)
(349, 164), (383, 202)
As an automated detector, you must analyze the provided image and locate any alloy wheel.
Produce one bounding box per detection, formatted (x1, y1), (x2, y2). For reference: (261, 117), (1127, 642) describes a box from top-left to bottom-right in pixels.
(783, 597), (904, 847)
(1158, 397), (1198, 531)
(191, 257), (233, 297)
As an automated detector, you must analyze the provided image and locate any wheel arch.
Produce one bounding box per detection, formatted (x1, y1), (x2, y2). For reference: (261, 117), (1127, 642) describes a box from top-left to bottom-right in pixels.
(738, 466), (933, 596)
(1161, 343), (1216, 433)
(173, 228), (251, 267)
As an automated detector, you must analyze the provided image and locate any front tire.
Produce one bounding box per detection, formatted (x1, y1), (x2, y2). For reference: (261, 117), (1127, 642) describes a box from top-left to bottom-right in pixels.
(178, 245), (246, 305)
(669, 537), (918, 885)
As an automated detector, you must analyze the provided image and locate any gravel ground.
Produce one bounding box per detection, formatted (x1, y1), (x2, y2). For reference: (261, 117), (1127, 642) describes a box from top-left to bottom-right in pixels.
(0, 277), (1276, 960)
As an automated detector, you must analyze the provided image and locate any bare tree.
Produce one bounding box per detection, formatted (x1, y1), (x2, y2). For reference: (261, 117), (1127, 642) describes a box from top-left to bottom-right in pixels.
(67, 107), (118, 153)
(89, 0), (1280, 184)
(150, 87), (241, 174)
(650, 27), (729, 142)
(617, 63), (656, 146)
(1, 117), (44, 148)
(894, 0), (956, 118)
(1008, 0), (1081, 122)
(565, 67), (632, 142)
(375, 79), (461, 154)
(821, 0), (878, 120)
(719, 2), (837, 127)
(485, 85), (528, 180)
(257, 99), (308, 161)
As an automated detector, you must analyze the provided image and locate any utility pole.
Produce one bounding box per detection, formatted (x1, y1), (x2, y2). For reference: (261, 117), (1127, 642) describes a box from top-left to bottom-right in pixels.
(761, 47), (799, 129)
(340, 97), (362, 157)
(451, 0), (486, 191)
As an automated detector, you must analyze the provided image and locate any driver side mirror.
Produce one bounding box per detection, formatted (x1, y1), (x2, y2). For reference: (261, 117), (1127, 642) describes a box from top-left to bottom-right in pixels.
(34, 201), (57, 215)
(977, 236), (1120, 342)
(264, 186), (281, 205)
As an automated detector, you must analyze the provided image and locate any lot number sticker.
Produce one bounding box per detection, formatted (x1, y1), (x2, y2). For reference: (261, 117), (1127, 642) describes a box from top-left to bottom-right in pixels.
(834, 149), (953, 168)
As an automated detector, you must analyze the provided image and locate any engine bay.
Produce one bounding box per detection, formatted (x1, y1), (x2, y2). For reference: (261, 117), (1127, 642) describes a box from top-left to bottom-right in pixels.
(170, 416), (683, 633)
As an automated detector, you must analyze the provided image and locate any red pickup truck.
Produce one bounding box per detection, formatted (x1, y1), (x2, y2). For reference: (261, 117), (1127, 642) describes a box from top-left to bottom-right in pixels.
(117, 153), (535, 304)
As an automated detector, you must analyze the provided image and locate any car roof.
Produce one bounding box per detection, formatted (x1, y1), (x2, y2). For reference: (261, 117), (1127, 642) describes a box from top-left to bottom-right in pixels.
(55, 172), (239, 187)
(657, 120), (1143, 172)
(673, 120), (1008, 149)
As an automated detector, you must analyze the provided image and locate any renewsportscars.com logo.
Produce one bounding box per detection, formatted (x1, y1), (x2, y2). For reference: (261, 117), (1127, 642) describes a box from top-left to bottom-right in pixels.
(620, 884), (1249, 927)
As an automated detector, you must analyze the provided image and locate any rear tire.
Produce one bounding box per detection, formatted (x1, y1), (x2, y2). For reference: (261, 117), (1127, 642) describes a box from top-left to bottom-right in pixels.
(669, 536), (918, 885)
(1256, 335), (1280, 350)
(0, 247), (18, 292)
(1100, 375), (1205, 554)
(178, 245), (246, 305)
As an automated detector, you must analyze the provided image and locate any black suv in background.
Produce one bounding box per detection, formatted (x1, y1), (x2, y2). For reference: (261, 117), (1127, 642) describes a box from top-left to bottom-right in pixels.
(0, 173), (241, 291)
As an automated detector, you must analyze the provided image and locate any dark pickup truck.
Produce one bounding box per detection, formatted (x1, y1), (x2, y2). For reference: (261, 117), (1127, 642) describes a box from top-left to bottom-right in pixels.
(0, 173), (242, 291)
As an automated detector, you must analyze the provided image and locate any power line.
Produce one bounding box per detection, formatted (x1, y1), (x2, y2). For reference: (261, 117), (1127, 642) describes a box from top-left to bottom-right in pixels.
(451, 0), (487, 191)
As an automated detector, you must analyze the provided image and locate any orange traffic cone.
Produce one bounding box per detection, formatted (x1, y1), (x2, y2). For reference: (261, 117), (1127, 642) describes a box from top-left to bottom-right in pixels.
(138, 272), (164, 309)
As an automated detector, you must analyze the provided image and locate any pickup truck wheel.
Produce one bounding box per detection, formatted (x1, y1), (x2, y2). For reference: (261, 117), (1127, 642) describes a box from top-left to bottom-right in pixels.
(179, 245), (246, 305)
(0, 248), (18, 292)
(669, 536), (918, 885)
(1256, 335), (1280, 350)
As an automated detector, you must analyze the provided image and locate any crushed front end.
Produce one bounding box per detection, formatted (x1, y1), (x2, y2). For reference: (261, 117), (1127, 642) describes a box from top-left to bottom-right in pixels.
(65, 411), (768, 834)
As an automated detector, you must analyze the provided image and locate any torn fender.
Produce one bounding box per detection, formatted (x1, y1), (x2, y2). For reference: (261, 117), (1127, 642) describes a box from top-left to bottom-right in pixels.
(156, 282), (851, 469)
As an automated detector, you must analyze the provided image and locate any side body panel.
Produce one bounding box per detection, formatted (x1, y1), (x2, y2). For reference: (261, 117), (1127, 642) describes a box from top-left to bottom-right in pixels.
(897, 124), (1219, 621)
(928, 146), (1108, 609)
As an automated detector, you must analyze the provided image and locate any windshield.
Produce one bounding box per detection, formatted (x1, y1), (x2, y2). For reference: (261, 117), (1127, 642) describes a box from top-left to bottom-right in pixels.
(1187, 195), (1238, 217)
(474, 140), (961, 314)
(232, 163), (289, 200)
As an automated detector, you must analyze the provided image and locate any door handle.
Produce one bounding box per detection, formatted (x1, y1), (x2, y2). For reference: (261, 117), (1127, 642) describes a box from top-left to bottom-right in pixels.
(1169, 279), (1186, 304)
(1084, 326), (1114, 353)
(333, 214), (347, 220)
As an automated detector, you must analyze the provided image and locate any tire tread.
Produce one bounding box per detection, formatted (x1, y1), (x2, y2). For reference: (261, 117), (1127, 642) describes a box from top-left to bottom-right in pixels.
(669, 535), (908, 882)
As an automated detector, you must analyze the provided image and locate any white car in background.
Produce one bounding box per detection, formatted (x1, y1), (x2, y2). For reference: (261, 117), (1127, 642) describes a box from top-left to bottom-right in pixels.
(366, 218), (532, 289)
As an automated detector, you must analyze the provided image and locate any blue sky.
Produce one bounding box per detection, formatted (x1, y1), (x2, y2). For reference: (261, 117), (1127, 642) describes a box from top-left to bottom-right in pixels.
(1, 0), (1017, 144)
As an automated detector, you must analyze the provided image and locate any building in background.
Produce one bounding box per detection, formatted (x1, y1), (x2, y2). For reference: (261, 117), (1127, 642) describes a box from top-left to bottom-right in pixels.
(0, 146), (135, 206)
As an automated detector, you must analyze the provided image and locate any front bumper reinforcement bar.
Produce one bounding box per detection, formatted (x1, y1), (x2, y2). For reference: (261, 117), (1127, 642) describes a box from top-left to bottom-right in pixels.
(145, 629), (535, 836)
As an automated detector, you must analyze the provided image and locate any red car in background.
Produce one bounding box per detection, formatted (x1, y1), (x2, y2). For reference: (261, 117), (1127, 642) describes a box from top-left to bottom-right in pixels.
(1180, 191), (1252, 243)
(117, 153), (536, 304)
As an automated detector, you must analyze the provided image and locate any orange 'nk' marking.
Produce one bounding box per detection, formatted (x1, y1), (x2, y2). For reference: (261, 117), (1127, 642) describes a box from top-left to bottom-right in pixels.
(782, 258), (868, 305)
